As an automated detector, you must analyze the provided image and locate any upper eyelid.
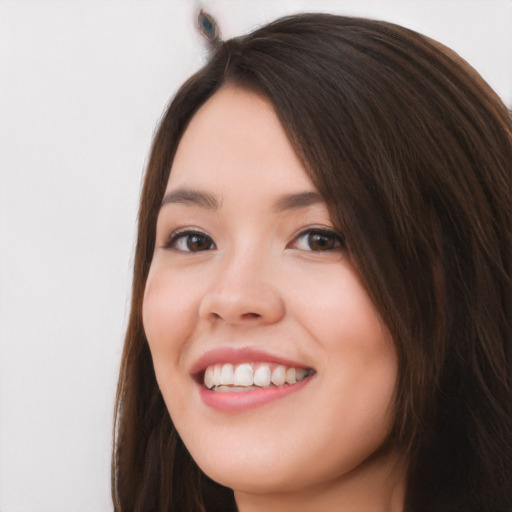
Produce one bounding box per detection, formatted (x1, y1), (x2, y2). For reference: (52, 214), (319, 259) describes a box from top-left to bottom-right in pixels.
(166, 225), (339, 238)
(163, 227), (214, 249)
(289, 226), (345, 249)
(164, 225), (210, 238)
(292, 226), (343, 239)
(160, 225), (343, 248)
(170, 227), (208, 237)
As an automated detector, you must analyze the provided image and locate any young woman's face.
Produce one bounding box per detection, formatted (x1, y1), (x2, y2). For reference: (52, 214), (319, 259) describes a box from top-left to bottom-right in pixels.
(143, 86), (400, 502)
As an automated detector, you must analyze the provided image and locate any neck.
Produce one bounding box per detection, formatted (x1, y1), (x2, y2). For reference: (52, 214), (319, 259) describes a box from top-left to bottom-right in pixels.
(234, 452), (406, 512)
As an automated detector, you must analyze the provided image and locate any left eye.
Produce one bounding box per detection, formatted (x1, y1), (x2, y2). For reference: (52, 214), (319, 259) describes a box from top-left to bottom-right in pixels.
(290, 229), (344, 252)
(165, 230), (215, 252)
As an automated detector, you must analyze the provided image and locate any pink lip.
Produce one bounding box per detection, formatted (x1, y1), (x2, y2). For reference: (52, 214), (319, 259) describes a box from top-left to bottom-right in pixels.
(198, 375), (313, 413)
(190, 347), (312, 376)
(190, 347), (315, 413)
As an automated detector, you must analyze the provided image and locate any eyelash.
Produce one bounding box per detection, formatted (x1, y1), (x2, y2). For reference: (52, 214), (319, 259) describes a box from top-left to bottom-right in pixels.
(289, 228), (345, 252)
(164, 228), (345, 253)
(164, 229), (215, 252)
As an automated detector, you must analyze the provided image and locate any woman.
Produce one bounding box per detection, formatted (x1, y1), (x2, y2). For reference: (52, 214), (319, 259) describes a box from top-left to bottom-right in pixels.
(112, 13), (512, 512)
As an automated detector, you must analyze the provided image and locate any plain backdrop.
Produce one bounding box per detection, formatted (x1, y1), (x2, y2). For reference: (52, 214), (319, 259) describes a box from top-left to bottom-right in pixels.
(0, 1), (511, 511)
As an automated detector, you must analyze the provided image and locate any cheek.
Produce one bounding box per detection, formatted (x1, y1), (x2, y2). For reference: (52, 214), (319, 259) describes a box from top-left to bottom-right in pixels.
(142, 265), (200, 376)
(142, 265), (207, 423)
(315, 269), (396, 390)
(288, 260), (392, 357)
(286, 261), (397, 436)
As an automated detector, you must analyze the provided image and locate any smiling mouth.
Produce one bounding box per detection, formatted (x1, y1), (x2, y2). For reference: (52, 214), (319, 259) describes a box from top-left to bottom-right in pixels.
(202, 362), (315, 391)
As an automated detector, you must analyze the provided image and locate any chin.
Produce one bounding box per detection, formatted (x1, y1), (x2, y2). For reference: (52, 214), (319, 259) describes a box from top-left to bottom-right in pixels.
(179, 417), (395, 497)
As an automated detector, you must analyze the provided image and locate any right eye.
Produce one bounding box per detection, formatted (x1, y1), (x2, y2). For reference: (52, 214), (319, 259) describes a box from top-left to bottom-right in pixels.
(164, 230), (215, 252)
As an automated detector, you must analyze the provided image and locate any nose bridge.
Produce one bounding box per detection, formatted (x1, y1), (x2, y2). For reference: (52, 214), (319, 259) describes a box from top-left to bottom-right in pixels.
(199, 241), (285, 324)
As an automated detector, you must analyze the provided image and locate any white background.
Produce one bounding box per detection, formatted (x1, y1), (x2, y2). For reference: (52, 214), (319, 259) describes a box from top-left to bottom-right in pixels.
(1, 1), (511, 511)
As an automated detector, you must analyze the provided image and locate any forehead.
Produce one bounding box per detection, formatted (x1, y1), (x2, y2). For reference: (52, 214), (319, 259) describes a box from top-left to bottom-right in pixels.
(167, 85), (315, 195)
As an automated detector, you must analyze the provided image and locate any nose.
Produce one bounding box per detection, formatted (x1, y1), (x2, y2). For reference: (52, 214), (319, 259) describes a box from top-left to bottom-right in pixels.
(198, 250), (286, 326)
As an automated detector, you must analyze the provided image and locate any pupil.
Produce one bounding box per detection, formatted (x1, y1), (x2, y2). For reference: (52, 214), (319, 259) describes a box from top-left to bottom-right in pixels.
(308, 232), (333, 251)
(188, 234), (210, 251)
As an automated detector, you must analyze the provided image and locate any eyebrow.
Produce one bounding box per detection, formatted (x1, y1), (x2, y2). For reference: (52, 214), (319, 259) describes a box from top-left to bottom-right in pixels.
(272, 191), (324, 212)
(160, 188), (219, 210)
(159, 188), (324, 212)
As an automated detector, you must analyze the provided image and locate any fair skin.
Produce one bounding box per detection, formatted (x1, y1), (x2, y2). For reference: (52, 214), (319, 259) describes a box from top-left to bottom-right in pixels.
(143, 85), (405, 511)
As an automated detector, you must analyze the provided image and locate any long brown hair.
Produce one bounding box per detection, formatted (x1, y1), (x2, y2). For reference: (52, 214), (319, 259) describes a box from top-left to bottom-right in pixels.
(113, 14), (512, 511)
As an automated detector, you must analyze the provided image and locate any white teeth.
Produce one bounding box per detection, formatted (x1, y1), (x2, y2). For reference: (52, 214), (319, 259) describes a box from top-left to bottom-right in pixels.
(204, 366), (214, 389)
(213, 365), (222, 387)
(285, 367), (296, 384)
(295, 368), (307, 381)
(203, 362), (312, 390)
(221, 363), (234, 385)
(271, 365), (286, 386)
(253, 365), (271, 387)
(234, 363), (253, 386)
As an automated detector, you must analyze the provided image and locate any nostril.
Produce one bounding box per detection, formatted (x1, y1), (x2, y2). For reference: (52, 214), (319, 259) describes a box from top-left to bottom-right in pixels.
(200, 292), (285, 325)
(241, 312), (261, 319)
(208, 311), (261, 321)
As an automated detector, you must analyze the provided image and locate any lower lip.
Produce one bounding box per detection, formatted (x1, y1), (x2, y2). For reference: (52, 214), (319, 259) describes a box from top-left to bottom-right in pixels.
(198, 375), (313, 413)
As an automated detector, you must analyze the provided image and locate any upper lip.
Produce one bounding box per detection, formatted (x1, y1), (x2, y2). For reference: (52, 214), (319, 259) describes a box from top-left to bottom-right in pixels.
(190, 346), (314, 377)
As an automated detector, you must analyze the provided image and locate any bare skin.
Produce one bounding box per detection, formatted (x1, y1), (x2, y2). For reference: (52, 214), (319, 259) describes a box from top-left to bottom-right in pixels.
(143, 85), (406, 512)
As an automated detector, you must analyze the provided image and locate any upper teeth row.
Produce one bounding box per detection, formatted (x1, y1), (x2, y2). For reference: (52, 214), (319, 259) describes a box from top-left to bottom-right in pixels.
(204, 363), (310, 389)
